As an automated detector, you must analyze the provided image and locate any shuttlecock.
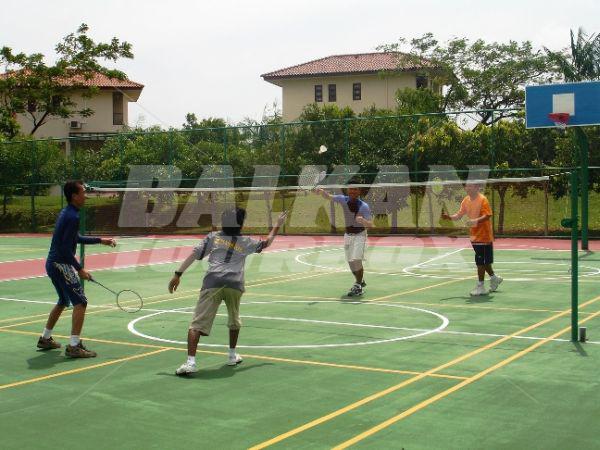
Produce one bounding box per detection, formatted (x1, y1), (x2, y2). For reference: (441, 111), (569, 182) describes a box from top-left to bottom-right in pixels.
(318, 145), (328, 154)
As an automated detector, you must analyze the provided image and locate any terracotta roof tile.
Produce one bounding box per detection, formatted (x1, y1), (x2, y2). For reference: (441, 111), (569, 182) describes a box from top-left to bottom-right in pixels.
(0, 70), (143, 89)
(262, 52), (436, 79)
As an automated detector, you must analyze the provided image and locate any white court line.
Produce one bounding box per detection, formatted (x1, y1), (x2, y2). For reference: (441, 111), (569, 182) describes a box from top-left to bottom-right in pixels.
(1, 296), (598, 345)
(0, 244), (333, 283)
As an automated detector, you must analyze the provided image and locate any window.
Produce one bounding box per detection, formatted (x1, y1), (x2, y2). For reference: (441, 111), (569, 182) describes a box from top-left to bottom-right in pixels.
(328, 84), (336, 102)
(314, 85), (323, 102)
(352, 83), (361, 101)
(113, 91), (124, 125)
(416, 75), (429, 89)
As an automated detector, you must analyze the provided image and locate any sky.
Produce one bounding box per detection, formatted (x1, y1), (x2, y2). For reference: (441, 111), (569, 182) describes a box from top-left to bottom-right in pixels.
(1, 0), (598, 128)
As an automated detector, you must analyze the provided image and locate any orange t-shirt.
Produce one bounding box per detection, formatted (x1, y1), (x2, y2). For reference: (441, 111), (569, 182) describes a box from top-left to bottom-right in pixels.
(458, 193), (493, 243)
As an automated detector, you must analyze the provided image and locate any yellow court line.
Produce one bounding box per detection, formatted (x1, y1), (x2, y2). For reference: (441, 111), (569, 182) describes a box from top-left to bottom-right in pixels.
(333, 307), (600, 449)
(0, 270), (327, 330)
(369, 278), (469, 303)
(0, 328), (466, 382)
(245, 270), (337, 288)
(0, 348), (171, 391)
(249, 294), (600, 449)
(0, 270), (325, 326)
(0, 312), (53, 324)
(246, 291), (596, 316)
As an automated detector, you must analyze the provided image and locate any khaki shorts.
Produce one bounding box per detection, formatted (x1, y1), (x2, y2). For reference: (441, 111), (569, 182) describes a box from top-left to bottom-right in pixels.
(344, 231), (367, 262)
(189, 287), (243, 335)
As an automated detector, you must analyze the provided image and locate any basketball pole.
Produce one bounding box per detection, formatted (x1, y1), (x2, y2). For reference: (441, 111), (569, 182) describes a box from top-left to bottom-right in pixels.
(570, 170), (579, 342)
(575, 127), (589, 251)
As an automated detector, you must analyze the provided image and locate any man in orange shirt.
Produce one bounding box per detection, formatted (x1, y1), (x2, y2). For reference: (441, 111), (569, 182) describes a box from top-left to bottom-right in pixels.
(442, 183), (503, 296)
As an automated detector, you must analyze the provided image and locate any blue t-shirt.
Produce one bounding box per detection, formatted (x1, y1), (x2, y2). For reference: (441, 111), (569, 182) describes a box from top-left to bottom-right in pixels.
(47, 204), (100, 270)
(332, 195), (372, 234)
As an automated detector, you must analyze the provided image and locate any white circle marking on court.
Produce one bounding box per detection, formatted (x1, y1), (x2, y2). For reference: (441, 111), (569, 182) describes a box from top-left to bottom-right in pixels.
(128, 300), (449, 349)
(402, 261), (600, 281)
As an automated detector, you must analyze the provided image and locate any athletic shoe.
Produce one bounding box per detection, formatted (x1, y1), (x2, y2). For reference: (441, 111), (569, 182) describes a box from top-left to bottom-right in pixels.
(65, 341), (97, 358)
(490, 275), (503, 292)
(360, 280), (367, 288)
(470, 285), (489, 296)
(227, 353), (243, 366)
(175, 362), (198, 376)
(347, 283), (363, 297)
(37, 336), (61, 350)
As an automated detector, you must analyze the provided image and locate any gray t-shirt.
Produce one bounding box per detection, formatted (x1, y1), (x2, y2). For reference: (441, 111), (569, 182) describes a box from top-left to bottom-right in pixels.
(193, 231), (266, 292)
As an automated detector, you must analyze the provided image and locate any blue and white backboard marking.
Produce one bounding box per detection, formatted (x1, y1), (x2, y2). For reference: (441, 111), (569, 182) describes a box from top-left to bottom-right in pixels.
(525, 81), (600, 128)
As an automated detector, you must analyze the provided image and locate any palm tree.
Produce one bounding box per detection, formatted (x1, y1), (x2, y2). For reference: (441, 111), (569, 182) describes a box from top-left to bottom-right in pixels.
(545, 28), (600, 81)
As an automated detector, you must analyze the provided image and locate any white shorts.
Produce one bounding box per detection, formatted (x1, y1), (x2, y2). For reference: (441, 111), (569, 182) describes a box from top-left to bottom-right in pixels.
(344, 231), (367, 262)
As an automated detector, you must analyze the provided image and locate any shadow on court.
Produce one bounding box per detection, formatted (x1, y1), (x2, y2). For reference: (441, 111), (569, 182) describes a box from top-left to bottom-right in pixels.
(156, 362), (274, 380)
(466, 295), (495, 304)
(27, 350), (79, 371)
(571, 342), (588, 357)
(532, 251), (598, 262)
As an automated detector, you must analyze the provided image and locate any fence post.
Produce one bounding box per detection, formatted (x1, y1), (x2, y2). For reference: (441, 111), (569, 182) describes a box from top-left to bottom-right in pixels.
(280, 125), (287, 235)
(119, 135), (126, 181)
(489, 111), (496, 234)
(223, 127), (228, 163)
(413, 116), (419, 235)
(30, 140), (37, 232)
(344, 118), (349, 166)
(168, 130), (175, 166)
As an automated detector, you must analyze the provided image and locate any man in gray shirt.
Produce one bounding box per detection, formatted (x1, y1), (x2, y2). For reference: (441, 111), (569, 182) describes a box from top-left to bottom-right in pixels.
(169, 207), (287, 376)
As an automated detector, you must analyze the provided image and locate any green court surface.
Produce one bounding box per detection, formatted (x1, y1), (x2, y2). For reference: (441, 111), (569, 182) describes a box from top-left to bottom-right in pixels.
(1, 238), (599, 449)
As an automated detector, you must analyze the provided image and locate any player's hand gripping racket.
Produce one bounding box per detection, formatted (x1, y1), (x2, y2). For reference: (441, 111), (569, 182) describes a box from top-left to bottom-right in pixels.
(89, 277), (144, 313)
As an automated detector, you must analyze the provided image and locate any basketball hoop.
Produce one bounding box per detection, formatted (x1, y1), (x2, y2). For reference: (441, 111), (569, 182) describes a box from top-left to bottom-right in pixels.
(548, 112), (570, 130)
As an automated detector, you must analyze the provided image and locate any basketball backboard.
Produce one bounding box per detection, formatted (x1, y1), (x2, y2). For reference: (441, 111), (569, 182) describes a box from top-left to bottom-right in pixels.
(525, 81), (600, 129)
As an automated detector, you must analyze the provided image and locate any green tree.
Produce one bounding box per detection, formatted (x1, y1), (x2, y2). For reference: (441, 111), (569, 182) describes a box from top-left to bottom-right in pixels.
(0, 23), (133, 138)
(545, 28), (600, 81)
(380, 33), (555, 125)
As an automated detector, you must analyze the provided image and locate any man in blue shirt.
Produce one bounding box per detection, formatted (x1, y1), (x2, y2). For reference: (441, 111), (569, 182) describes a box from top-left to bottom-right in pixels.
(315, 180), (373, 296)
(37, 180), (116, 357)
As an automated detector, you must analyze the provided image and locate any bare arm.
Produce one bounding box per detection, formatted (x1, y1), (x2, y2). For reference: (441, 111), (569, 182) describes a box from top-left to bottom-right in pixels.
(168, 251), (197, 293)
(264, 211), (288, 248)
(466, 214), (492, 226)
(314, 187), (333, 200)
(356, 216), (374, 228)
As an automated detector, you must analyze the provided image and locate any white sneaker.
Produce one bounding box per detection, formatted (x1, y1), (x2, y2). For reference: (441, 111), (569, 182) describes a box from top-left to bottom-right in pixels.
(227, 353), (243, 366)
(490, 275), (503, 292)
(175, 362), (197, 376)
(470, 284), (488, 296)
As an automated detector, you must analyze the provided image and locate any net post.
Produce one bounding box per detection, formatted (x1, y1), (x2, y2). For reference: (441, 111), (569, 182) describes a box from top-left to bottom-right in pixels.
(79, 205), (87, 290)
(575, 128), (589, 251)
(570, 170), (579, 342)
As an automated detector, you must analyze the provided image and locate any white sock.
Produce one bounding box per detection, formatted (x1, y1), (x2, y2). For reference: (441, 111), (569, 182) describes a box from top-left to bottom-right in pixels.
(42, 328), (52, 339)
(229, 348), (236, 357)
(187, 356), (196, 365)
(70, 335), (80, 346)
(477, 281), (484, 287)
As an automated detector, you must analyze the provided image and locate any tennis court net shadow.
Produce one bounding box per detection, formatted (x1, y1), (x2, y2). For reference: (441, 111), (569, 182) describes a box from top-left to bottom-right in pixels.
(157, 362), (274, 380)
